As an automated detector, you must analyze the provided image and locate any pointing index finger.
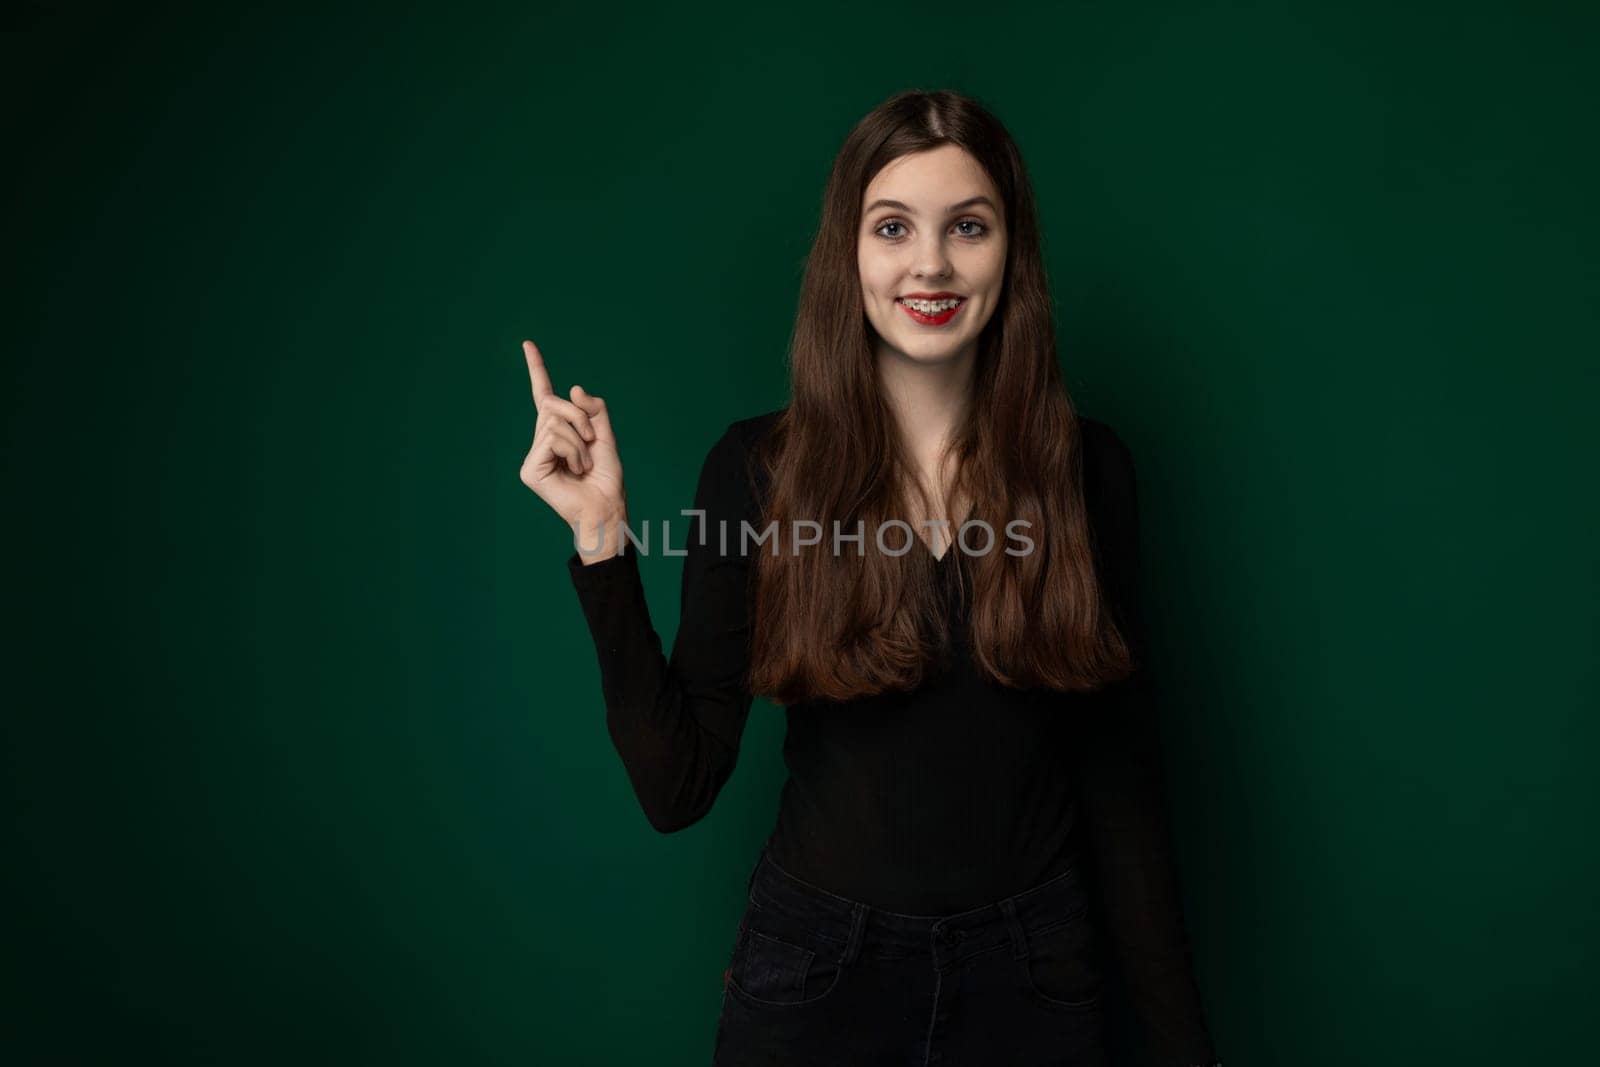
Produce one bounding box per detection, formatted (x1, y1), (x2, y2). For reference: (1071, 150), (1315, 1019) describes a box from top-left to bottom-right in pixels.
(523, 339), (555, 404)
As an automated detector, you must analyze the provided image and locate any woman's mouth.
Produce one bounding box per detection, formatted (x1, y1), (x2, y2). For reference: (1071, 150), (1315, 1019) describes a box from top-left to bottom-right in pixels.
(896, 296), (966, 326)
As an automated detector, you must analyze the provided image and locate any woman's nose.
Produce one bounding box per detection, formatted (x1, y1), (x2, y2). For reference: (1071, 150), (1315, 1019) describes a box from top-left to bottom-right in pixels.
(912, 237), (952, 279)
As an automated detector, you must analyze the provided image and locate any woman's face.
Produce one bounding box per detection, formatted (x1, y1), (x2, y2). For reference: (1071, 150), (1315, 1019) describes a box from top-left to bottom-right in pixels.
(858, 144), (1008, 368)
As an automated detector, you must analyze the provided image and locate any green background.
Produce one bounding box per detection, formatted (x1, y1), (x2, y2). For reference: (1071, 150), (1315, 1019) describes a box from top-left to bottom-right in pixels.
(5, 1), (1595, 1063)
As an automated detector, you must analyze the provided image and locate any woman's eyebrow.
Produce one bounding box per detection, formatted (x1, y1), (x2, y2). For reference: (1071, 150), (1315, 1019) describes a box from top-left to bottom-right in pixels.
(863, 195), (997, 215)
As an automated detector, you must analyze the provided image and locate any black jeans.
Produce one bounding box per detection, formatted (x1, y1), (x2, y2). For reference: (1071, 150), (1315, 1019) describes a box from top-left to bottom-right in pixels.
(713, 846), (1110, 1066)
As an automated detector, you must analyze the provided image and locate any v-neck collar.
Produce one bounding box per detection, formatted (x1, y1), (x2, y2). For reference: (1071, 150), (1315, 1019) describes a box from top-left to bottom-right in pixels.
(920, 538), (955, 565)
(916, 523), (962, 565)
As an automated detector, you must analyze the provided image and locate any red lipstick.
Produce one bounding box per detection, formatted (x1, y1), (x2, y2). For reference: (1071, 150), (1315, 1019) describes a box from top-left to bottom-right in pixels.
(896, 292), (967, 327)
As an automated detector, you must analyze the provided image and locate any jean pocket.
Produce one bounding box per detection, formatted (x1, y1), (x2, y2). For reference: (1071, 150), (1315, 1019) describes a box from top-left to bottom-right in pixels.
(1016, 911), (1102, 1012)
(726, 904), (846, 1008)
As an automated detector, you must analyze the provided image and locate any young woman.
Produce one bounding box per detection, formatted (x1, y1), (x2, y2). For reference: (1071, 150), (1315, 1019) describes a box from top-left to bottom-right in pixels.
(520, 89), (1222, 1067)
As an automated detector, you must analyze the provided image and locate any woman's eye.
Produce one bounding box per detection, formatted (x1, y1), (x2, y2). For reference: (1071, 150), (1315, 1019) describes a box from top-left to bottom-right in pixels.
(874, 218), (988, 240)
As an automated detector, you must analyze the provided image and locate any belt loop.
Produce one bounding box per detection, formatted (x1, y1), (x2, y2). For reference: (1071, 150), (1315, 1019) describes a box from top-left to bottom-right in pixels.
(746, 852), (761, 901)
(841, 902), (867, 966)
(998, 897), (1028, 961)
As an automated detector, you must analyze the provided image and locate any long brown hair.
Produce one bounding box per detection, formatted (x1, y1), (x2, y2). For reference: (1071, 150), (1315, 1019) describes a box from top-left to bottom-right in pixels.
(747, 88), (1134, 706)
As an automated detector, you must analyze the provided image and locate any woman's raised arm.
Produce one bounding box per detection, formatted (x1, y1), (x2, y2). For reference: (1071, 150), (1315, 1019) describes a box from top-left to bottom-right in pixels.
(518, 339), (758, 832)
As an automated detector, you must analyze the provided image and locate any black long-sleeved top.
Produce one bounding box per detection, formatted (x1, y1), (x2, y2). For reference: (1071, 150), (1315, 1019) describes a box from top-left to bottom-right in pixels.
(565, 409), (1218, 1065)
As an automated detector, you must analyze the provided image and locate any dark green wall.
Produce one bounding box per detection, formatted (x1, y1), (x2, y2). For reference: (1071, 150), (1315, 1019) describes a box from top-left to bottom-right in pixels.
(6, 2), (1595, 1063)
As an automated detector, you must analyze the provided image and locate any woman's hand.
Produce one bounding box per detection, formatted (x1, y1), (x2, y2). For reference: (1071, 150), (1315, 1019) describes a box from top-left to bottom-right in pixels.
(518, 339), (626, 533)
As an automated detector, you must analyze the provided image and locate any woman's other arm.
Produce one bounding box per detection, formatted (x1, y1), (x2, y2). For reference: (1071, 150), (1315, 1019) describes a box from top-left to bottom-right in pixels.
(1075, 418), (1221, 1067)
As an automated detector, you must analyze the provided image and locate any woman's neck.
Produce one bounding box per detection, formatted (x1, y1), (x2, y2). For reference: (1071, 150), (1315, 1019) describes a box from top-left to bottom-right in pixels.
(874, 340), (976, 471)
(874, 340), (977, 553)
